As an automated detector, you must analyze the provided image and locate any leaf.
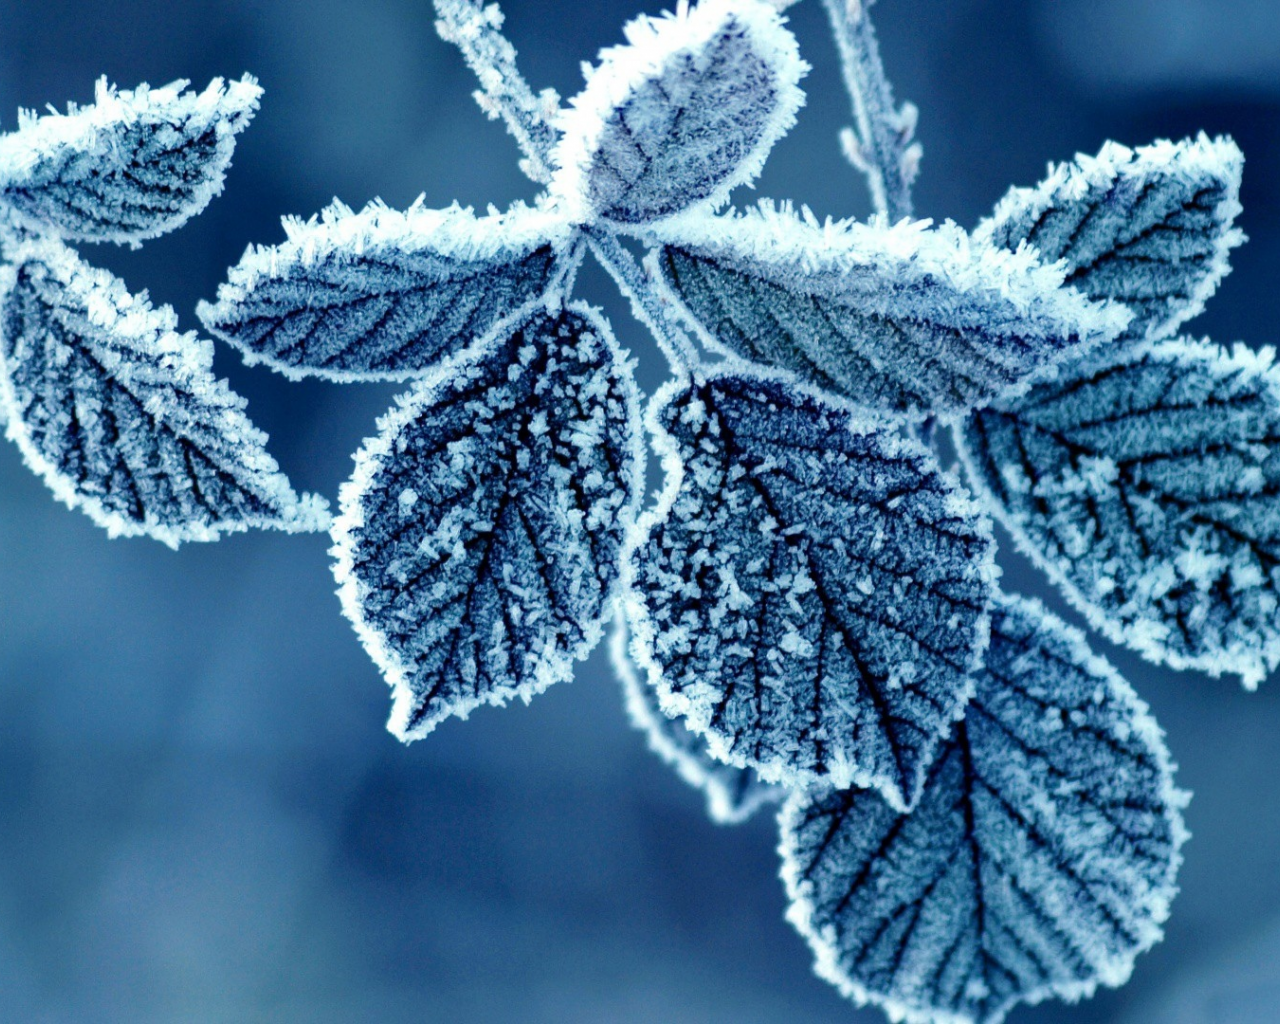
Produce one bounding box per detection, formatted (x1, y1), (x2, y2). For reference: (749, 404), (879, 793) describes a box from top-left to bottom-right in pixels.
(612, 615), (784, 825)
(550, 0), (807, 227)
(0, 238), (328, 546)
(652, 204), (1129, 418)
(198, 200), (572, 382)
(0, 76), (260, 245)
(780, 592), (1186, 1024)
(976, 135), (1244, 344)
(332, 304), (643, 740)
(624, 371), (995, 810)
(959, 338), (1280, 687)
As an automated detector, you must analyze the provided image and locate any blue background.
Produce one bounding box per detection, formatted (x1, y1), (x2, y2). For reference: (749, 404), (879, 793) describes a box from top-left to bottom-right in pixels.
(1, 0), (1279, 1020)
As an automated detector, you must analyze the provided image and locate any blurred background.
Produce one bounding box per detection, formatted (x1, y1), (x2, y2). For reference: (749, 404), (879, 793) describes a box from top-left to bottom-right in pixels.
(0, 0), (1278, 1020)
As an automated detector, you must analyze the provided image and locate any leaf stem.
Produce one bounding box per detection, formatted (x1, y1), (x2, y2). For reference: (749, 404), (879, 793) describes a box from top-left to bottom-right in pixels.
(820, 0), (920, 221)
(432, 0), (561, 183)
(586, 230), (701, 373)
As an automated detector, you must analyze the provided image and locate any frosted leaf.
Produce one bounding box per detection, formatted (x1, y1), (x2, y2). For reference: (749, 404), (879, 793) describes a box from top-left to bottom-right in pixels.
(0, 238), (328, 546)
(550, 0), (807, 227)
(198, 200), (573, 382)
(652, 204), (1129, 418)
(612, 615), (784, 825)
(624, 371), (995, 810)
(780, 592), (1186, 1024)
(977, 135), (1244, 344)
(958, 338), (1280, 688)
(0, 76), (260, 245)
(332, 304), (643, 740)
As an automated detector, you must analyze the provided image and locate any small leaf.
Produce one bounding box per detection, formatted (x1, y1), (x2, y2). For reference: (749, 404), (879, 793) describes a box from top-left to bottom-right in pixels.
(780, 592), (1186, 1024)
(958, 338), (1280, 687)
(199, 200), (572, 382)
(550, 0), (807, 227)
(612, 615), (784, 825)
(0, 76), (260, 245)
(652, 204), (1129, 418)
(332, 304), (643, 740)
(624, 371), (995, 809)
(976, 135), (1244, 344)
(0, 238), (328, 546)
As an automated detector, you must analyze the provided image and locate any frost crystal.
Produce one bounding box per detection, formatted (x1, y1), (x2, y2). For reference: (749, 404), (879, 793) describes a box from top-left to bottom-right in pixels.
(332, 305), (642, 739)
(0, 76), (261, 246)
(549, 0), (806, 227)
(625, 371), (995, 809)
(652, 203), (1129, 418)
(977, 135), (1244, 345)
(198, 200), (574, 382)
(0, 239), (327, 546)
(612, 616), (784, 825)
(780, 592), (1186, 1024)
(959, 338), (1280, 687)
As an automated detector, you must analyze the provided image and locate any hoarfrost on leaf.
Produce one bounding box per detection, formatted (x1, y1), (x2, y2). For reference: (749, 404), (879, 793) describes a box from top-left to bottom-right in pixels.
(550, 0), (807, 227)
(976, 135), (1244, 345)
(624, 370), (995, 810)
(0, 238), (328, 546)
(332, 304), (643, 740)
(959, 338), (1280, 688)
(652, 203), (1130, 418)
(612, 615), (784, 825)
(198, 200), (574, 382)
(0, 76), (261, 246)
(780, 592), (1186, 1024)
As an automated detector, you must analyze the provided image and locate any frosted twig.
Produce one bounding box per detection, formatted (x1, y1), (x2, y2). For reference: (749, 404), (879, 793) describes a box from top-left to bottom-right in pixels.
(586, 229), (701, 372)
(821, 0), (920, 221)
(433, 0), (560, 183)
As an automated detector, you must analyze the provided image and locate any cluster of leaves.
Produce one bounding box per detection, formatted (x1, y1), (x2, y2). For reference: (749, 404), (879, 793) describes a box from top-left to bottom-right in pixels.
(4, 1), (1271, 1022)
(0, 75), (326, 545)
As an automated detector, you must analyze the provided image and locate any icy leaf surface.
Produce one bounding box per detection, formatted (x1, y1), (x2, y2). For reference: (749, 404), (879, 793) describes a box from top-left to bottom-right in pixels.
(198, 200), (571, 382)
(625, 372), (995, 809)
(0, 76), (260, 245)
(0, 239), (328, 546)
(959, 338), (1280, 687)
(550, 0), (806, 227)
(332, 305), (643, 740)
(780, 592), (1186, 1024)
(977, 135), (1244, 344)
(612, 616), (784, 825)
(653, 205), (1129, 418)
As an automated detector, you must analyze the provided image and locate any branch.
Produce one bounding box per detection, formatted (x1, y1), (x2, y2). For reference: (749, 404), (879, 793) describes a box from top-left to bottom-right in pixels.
(587, 230), (701, 373)
(821, 0), (921, 221)
(433, 0), (560, 183)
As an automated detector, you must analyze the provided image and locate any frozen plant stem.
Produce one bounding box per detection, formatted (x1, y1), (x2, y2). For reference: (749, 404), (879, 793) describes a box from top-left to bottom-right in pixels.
(433, 0), (561, 183)
(589, 231), (701, 372)
(821, 0), (920, 221)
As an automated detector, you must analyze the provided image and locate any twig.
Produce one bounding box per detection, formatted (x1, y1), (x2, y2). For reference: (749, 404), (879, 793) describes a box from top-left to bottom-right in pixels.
(587, 230), (701, 373)
(821, 0), (921, 221)
(433, 0), (561, 183)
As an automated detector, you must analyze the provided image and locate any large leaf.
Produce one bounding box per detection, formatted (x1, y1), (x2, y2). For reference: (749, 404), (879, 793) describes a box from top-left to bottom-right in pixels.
(0, 76), (259, 245)
(332, 304), (643, 739)
(0, 239), (327, 546)
(653, 205), (1128, 418)
(959, 338), (1280, 687)
(612, 616), (783, 825)
(199, 200), (571, 382)
(780, 593), (1186, 1024)
(624, 371), (995, 810)
(976, 135), (1244, 344)
(550, 0), (806, 227)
